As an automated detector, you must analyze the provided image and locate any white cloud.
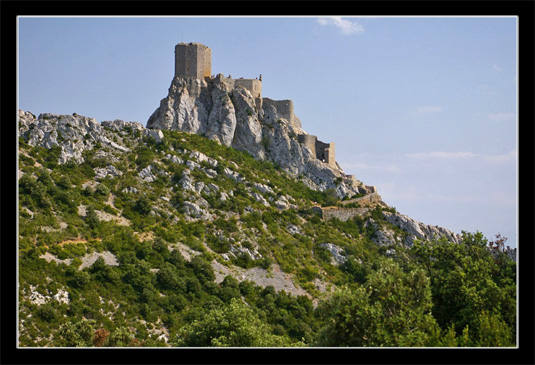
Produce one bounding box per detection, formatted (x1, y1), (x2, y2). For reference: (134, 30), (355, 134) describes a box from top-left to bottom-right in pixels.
(406, 150), (517, 164)
(317, 17), (364, 35)
(478, 84), (498, 96)
(492, 64), (502, 71)
(339, 161), (402, 174)
(337, 153), (403, 174)
(486, 112), (516, 122)
(474, 112), (516, 122)
(415, 105), (442, 114)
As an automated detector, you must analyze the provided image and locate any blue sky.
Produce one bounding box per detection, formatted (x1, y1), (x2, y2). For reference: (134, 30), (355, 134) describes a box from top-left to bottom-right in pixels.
(18, 16), (518, 248)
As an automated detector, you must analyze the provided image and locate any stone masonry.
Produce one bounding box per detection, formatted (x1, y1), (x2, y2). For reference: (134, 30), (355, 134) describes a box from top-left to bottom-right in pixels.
(297, 134), (336, 168)
(175, 42), (212, 79)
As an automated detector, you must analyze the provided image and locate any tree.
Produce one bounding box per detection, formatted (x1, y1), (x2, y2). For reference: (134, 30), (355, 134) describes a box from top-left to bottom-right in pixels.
(321, 188), (339, 207)
(156, 263), (185, 291)
(218, 275), (241, 303)
(71, 270), (91, 288)
(92, 328), (110, 347)
(473, 310), (515, 347)
(135, 196), (153, 216)
(55, 319), (96, 347)
(107, 326), (137, 347)
(85, 205), (100, 230)
(172, 298), (303, 347)
(315, 259), (439, 347)
(410, 232), (516, 344)
(188, 255), (215, 284)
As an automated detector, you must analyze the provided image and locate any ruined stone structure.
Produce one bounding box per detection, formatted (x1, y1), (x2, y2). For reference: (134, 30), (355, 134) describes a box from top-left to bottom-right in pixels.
(175, 42), (263, 108)
(297, 134), (336, 167)
(212, 73), (263, 109)
(316, 140), (335, 167)
(173, 42), (338, 169)
(175, 42), (212, 79)
(262, 98), (301, 130)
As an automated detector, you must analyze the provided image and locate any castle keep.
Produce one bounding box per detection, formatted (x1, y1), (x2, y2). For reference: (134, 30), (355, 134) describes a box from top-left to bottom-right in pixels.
(175, 42), (212, 79)
(174, 42), (337, 168)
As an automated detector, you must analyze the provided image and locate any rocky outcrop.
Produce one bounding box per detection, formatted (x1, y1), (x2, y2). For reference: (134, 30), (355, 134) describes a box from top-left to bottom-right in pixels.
(381, 211), (462, 247)
(315, 195), (461, 248)
(318, 243), (347, 265)
(231, 87), (265, 160)
(147, 77), (211, 133)
(18, 110), (134, 165)
(147, 76), (361, 198)
(95, 165), (123, 180)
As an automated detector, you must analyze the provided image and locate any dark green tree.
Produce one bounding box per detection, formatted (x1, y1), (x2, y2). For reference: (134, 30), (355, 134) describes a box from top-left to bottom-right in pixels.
(135, 196), (153, 216)
(315, 259), (439, 347)
(410, 232), (516, 345)
(55, 319), (96, 347)
(172, 298), (303, 347)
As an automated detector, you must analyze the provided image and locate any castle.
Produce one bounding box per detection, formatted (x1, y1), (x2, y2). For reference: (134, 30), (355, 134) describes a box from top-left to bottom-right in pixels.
(174, 42), (338, 168)
(175, 42), (262, 109)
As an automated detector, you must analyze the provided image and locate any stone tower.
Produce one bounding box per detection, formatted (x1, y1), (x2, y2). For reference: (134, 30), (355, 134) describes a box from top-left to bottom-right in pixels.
(174, 42), (212, 79)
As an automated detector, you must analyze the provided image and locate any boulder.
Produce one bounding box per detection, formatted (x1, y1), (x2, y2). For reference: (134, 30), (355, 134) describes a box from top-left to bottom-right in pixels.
(138, 165), (160, 183)
(318, 243), (347, 265)
(144, 129), (164, 143)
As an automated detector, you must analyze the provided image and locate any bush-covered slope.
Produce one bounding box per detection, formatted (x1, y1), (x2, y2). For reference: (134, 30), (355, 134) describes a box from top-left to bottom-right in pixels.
(18, 111), (516, 347)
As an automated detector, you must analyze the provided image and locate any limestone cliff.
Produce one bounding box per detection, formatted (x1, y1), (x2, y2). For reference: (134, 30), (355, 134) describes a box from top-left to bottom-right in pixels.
(147, 76), (368, 198)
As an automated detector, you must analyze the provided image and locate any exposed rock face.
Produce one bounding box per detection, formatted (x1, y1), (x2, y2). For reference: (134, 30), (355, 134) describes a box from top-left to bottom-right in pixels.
(231, 87), (265, 159)
(315, 198), (461, 248)
(205, 82), (238, 146)
(147, 76), (360, 197)
(147, 77), (211, 133)
(381, 211), (462, 247)
(95, 165), (123, 180)
(318, 243), (347, 265)
(18, 110), (133, 165)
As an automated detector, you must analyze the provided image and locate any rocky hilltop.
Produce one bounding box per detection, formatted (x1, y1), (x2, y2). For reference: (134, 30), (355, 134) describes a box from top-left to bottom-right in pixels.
(146, 43), (377, 199)
(147, 75), (371, 198)
(18, 109), (463, 250)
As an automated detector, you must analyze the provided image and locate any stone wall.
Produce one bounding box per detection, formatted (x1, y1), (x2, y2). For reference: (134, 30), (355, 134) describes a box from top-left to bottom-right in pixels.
(297, 135), (336, 168)
(316, 140), (335, 167)
(340, 192), (383, 207)
(212, 74), (262, 109)
(175, 42), (212, 79)
(235, 78), (262, 99)
(298, 134), (318, 159)
(314, 193), (386, 221)
(262, 98), (296, 128)
(319, 207), (370, 222)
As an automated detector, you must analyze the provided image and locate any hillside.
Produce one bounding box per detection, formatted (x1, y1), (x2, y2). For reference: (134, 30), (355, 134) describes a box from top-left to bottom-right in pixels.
(17, 110), (516, 347)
